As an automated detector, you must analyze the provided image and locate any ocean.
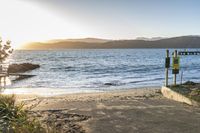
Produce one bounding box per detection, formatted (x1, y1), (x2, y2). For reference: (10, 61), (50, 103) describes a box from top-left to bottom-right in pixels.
(4, 49), (200, 95)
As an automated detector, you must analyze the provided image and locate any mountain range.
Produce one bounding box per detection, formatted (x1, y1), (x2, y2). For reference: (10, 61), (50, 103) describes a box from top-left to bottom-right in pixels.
(20, 36), (200, 50)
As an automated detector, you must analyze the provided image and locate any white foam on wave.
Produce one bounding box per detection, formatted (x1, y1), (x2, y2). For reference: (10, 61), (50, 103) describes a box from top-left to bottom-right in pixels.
(2, 87), (102, 97)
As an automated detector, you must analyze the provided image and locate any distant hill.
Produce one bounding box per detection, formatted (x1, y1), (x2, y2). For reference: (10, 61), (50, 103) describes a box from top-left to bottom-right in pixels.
(46, 38), (110, 43)
(20, 36), (200, 50)
(135, 37), (166, 41)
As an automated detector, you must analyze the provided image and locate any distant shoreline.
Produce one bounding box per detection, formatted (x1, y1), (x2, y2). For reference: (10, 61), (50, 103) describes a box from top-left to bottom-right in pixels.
(19, 47), (200, 50)
(20, 36), (200, 50)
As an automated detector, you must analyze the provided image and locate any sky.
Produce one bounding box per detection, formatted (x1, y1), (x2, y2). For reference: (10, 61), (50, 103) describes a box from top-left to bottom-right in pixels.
(0, 0), (200, 48)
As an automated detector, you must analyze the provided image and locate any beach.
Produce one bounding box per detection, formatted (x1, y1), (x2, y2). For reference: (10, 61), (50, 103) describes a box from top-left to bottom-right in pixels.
(14, 87), (200, 133)
(1, 0), (200, 132)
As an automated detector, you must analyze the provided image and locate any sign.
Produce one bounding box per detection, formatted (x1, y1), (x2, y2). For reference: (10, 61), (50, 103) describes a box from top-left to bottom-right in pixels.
(172, 69), (179, 74)
(172, 57), (180, 69)
(172, 57), (180, 74)
(165, 57), (170, 68)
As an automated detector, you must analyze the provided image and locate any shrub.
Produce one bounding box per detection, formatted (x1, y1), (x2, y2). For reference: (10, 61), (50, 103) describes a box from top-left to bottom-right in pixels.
(0, 94), (46, 133)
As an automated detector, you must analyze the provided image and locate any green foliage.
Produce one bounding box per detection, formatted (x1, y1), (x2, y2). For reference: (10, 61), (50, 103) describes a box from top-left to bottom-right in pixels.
(170, 81), (200, 103)
(0, 95), (46, 133)
(189, 89), (200, 102)
(170, 85), (191, 96)
(0, 38), (13, 62)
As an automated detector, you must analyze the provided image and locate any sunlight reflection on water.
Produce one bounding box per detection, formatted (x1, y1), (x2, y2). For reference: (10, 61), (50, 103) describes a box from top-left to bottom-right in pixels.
(4, 49), (200, 95)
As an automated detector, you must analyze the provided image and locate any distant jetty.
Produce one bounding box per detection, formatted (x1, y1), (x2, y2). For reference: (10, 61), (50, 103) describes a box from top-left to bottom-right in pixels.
(178, 51), (200, 55)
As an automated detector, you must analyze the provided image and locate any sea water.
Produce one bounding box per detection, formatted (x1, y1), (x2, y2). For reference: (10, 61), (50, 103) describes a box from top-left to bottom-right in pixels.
(4, 49), (200, 95)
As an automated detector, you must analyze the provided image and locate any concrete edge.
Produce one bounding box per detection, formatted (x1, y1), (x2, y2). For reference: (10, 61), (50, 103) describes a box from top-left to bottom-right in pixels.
(161, 86), (200, 107)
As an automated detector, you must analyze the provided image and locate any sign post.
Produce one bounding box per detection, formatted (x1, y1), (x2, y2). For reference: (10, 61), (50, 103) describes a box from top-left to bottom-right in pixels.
(165, 49), (170, 86)
(172, 50), (180, 86)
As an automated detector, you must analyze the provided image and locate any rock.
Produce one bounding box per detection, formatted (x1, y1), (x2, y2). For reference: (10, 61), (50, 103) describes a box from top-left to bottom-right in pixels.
(29, 110), (90, 133)
(8, 63), (40, 73)
(104, 83), (115, 86)
(13, 75), (35, 82)
(183, 81), (196, 86)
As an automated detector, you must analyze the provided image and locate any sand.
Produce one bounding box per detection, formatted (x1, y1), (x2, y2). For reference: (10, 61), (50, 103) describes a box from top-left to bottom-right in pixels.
(14, 87), (200, 133)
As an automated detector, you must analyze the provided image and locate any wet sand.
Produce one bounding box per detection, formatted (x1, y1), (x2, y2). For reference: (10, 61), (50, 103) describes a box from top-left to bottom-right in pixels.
(15, 87), (200, 133)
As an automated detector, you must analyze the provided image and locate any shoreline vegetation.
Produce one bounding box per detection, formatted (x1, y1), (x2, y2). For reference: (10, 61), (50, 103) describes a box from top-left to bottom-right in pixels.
(0, 95), (46, 133)
(1, 87), (200, 132)
(170, 81), (200, 102)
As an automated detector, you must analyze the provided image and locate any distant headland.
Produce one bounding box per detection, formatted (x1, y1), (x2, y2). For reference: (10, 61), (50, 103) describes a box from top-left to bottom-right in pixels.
(20, 36), (200, 50)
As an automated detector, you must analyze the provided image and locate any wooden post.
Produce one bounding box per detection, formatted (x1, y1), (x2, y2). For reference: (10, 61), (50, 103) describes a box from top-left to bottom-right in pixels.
(173, 50), (177, 85)
(165, 50), (169, 86)
(181, 71), (183, 85)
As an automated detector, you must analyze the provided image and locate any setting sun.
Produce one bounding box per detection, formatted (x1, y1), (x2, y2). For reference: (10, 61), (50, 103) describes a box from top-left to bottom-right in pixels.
(0, 0), (91, 49)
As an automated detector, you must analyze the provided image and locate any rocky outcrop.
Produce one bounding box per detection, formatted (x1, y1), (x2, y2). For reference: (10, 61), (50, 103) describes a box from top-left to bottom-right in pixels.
(8, 63), (40, 73)
(13, 75), (36, 82)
